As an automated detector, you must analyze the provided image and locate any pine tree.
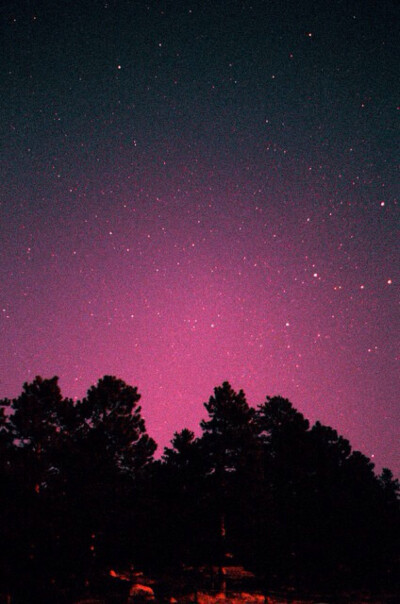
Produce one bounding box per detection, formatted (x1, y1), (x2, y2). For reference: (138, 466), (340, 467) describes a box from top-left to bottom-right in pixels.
(200, 382), (259, 582)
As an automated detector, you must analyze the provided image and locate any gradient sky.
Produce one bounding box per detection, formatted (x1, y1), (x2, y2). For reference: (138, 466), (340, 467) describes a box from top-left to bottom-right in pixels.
(0, 0), (398, 474)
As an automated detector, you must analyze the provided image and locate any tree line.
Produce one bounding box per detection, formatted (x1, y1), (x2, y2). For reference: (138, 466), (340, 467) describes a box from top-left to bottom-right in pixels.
(0, 376), (399, 602)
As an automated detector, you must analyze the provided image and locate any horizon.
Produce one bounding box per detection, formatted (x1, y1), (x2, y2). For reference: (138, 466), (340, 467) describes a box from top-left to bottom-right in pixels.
(2, 371), (398, 476)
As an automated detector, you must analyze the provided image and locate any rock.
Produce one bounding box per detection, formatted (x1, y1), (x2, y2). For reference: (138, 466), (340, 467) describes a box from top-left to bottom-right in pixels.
(196, 593), (264, 604)
(128, 583), (155, 601)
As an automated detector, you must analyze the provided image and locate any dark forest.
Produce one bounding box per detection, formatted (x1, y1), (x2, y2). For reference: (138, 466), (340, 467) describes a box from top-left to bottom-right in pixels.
(1, 376), (399, 603)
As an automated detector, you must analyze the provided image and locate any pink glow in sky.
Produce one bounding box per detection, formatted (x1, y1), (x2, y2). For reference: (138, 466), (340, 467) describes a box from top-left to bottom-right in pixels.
(0, 0), (398, 475)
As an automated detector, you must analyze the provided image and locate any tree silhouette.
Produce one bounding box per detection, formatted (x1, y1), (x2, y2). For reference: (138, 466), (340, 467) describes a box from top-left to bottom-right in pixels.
(379, 467), (400, 503)
(8, 376), (68, 491)
(0, 377), (79, 599)
(148, 429), (209, 568)
(163, 428), (198, 469)
(0, 375), (398, 600)
(0, 375), (156, 601)
(80, 375), (156, 475)
(199, 382), (260, 581)
(64, 376), (156, 584)
(251, 396), (311, 583)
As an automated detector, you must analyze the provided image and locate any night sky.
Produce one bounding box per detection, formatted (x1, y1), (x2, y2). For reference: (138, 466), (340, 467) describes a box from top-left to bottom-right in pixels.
(1, 0), (398, 474)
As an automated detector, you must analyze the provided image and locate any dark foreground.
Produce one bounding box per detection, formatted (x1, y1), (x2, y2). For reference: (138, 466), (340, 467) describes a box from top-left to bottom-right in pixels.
(3, 582), (398, 604)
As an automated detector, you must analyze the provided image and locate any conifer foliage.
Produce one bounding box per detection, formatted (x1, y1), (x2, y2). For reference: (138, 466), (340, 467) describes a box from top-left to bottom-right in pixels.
(0, 376), (399, 601)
